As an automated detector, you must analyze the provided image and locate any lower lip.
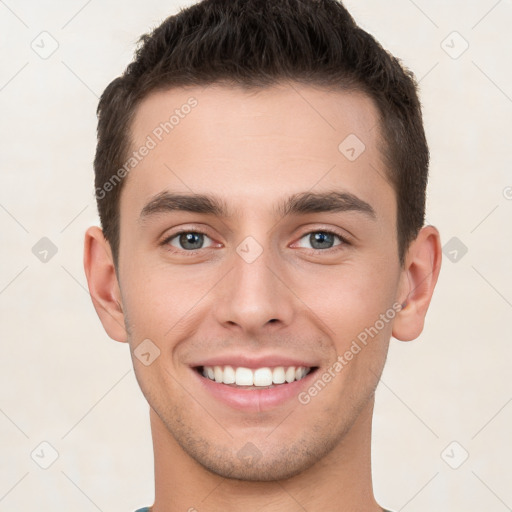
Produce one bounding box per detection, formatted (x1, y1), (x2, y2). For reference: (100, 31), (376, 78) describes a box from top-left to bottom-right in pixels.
(192, 368), (318, 412)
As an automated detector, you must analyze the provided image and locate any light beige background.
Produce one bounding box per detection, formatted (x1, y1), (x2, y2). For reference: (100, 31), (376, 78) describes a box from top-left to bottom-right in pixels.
(1, 0), (511, 511)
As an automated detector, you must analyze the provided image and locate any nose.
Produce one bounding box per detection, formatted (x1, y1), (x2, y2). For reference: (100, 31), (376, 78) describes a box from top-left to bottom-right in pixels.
(212, 240), (295, 334)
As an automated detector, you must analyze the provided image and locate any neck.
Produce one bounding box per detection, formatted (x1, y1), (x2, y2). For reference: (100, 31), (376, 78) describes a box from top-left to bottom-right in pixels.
(149, 397), (383, 512)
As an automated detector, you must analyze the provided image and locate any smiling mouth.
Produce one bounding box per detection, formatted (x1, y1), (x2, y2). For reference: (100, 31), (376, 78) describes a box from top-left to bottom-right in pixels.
(195, 365), (319, 389)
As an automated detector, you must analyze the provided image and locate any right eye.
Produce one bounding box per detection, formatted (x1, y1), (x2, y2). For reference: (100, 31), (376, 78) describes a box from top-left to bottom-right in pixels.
(162, 230), (216, 253)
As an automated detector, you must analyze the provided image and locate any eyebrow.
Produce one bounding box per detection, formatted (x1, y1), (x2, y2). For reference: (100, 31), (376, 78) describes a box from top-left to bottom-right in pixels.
(139, 190), (377, 222)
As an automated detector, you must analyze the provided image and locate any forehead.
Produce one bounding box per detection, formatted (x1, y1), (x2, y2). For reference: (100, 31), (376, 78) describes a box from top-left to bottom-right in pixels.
(121, 83), (394, 225)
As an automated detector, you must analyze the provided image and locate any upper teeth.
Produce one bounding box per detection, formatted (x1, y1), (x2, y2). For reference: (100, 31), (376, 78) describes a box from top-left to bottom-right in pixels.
(202, 365), (311, 386)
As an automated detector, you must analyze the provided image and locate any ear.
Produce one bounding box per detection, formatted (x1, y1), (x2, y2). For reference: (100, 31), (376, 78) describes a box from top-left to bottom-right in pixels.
(83, 226), (128, 342)
(392, 225), (442, 341)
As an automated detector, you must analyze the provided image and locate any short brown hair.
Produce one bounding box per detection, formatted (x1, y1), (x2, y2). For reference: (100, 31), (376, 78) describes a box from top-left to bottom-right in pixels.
(94, 0), (429, 268)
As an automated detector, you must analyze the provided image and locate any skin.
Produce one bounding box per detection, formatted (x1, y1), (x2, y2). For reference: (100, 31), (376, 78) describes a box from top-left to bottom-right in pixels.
(84, 82), (442, 512)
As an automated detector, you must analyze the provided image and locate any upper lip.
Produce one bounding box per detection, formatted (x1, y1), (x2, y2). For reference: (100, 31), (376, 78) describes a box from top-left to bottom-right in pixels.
(191, 354), (319, 369)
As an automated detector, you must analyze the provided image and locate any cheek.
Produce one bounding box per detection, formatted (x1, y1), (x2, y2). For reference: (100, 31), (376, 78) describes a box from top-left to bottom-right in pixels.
(120, 262), (213, 341)
(293, 258), (399, 340)
(120, 268), (175, 336)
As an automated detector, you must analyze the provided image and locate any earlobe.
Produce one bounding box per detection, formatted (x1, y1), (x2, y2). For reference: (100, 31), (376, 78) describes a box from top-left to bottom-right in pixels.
(83, 226), (128, 343)
(392, 225), (442, 342)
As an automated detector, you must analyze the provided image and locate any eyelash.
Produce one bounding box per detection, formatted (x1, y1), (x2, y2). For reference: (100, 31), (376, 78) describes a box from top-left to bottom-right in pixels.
(160, 228), (350, 255)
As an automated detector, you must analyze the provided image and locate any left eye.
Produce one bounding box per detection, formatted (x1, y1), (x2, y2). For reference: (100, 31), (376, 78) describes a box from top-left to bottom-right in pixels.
(296, 231), (345, 250)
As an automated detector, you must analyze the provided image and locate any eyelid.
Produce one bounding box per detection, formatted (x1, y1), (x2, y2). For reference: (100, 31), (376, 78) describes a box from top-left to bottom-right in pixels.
(298, 225), (351, 241)
(295, 223), (354, 243)
(160, 223), (215, 240)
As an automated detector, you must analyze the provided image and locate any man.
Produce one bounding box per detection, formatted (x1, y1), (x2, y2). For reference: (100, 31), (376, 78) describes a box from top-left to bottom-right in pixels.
(84, 0), (442, 510)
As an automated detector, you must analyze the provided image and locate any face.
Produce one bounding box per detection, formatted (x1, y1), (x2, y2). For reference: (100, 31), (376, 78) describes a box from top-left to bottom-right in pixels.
(117, 83), (404, 480)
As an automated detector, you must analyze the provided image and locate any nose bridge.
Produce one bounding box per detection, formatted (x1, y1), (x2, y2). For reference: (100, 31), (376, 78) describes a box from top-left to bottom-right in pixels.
(213, 233), (294, 330)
